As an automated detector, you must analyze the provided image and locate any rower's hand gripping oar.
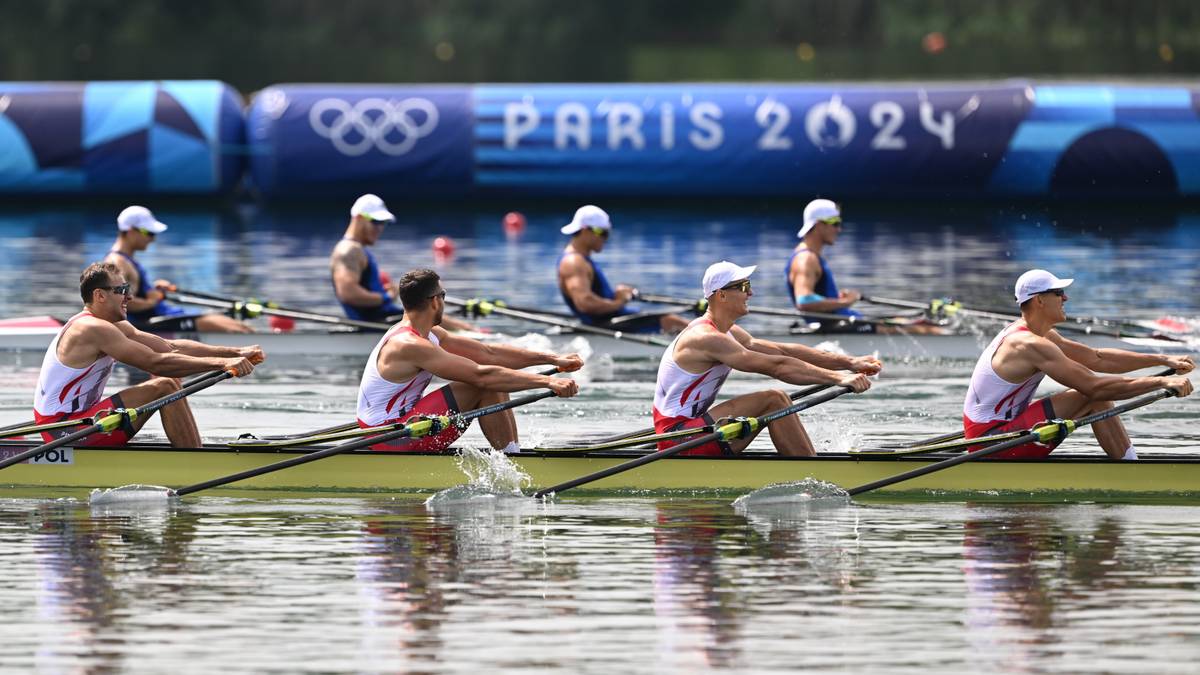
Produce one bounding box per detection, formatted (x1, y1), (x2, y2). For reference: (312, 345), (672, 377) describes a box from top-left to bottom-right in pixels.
(532, 386), (857, 498)
(0, 370), (236, 472)
(845, 384), (1187, 496)
(172, 386), (564, 497)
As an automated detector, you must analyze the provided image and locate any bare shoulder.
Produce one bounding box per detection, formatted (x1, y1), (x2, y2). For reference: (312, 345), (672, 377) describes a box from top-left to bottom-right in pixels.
(105, 251), (137, 276)
(331, 239), (366, 268)
(558, 250), (589, 275)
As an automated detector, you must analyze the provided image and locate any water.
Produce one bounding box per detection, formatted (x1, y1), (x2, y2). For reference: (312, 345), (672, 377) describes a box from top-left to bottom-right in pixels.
(1, 199), (1198, 671)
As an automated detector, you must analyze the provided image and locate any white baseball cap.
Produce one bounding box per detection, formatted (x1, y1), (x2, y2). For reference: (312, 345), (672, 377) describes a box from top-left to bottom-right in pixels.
(797, 198), (841, 238)
(117, 205), (168, 234)
(1014, 269), (1073, 304)
(702, 261), (757, 298)
(561, 205), (612, 235)
(350, 193), (395, 221)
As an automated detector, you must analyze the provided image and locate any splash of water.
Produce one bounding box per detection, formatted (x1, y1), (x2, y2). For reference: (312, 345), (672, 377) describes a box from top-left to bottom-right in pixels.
(424, 446), (533, 507)
(88, 484), (175, 506)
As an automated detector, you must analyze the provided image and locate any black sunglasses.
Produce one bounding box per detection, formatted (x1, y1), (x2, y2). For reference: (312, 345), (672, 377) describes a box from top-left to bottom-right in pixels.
(429, 290), (447, 300)
(1039, 288), (1066, 297)
(104, 283), (132, 296)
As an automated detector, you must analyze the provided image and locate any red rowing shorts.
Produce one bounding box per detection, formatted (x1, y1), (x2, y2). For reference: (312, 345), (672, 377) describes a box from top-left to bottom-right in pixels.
(963, 398), (1062, 460)
(357, 385), (464, 452)
(653, 412), (732, 457)
(33, 394), (134, 447)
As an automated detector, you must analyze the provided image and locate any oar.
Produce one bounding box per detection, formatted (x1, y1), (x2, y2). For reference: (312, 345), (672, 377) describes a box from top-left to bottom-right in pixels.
(862, 295), (1180, 341)
(532, 385), (856, 498)
(845, 386), (1183, 496)
(0, 370), (234, 472)
(634, 292), (915, 328)
(444, 296), (671, 348)
(0, 417), (96, 440)
(851, 366), (1181, 456)
(165, 289), (391, 332)
(455, 297), (575, 320)
(172, 388), (560, 497)
(586, 382), (834, 446)
(607, 307), (692, 327)
(233, 421), (361, 444)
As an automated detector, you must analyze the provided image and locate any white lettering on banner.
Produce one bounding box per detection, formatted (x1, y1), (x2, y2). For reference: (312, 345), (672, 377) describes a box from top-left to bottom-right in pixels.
(870, 101), (907, 150)
(555, 103), (590, 149)
(805, 96), (857, 149)
(496, 95), (960, 154)
(504, 102), (540, 149)
(688, 102), (723, 150)
(755, 99), (793, 150)
(309, 98), (439, 156)
(607, 103), (645, 150)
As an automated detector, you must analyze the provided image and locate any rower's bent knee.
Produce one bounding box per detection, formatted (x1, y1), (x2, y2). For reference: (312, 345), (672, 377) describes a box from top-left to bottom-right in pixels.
(152, 377), (183, 396)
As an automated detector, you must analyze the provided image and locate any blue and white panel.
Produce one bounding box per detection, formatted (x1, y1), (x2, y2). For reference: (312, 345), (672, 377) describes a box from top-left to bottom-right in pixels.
(246, 85), (474, 197)
(0, 80), (243, 194)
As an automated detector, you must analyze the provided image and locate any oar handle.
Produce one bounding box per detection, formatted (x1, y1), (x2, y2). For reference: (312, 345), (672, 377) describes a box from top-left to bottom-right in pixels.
(532, 385), (854, 498)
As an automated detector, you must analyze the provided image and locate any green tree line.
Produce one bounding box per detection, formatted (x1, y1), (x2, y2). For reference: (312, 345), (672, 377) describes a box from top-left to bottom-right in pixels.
(0, 0), (1195, 91)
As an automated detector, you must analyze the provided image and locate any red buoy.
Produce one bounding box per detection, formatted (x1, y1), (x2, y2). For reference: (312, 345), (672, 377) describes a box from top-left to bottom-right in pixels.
(433, 236), (456, 260)
(503, 211), (527, 236)
(268, 315), (296, 333)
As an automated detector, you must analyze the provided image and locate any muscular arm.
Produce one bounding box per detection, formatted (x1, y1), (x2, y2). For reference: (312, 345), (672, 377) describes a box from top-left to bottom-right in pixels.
(1022, 336), (1182, 400)
(791, 253), (855, 312)
(736, 325), (861, 371)
(129, 329), (264, 363)
(383, 339), (564, 393)
(694, 331), (849, 387)
(1049, 331), (1186, 374)
(330, 242), (387, 308)
(435, 327), (582, 372)
(559, 254), (627, 315)
(88, 321), (237, 377)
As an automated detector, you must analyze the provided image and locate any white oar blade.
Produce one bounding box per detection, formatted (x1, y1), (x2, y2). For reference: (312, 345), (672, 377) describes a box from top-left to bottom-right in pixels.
(732, 478), (850, 509)
(88, 484), (176, 506)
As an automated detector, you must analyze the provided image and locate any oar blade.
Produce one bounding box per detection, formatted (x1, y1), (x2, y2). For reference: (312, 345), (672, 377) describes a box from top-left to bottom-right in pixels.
(88, 484), (177, 506)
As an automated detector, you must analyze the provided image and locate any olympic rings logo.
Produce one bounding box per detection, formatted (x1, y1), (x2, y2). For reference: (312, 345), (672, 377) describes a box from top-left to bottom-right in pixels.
(308, 97), (440, 156)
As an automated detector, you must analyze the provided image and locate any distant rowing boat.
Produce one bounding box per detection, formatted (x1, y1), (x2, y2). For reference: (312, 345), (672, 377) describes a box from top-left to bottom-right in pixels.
(0, 315), (1191, 361)
(2, 441), (1198, 499)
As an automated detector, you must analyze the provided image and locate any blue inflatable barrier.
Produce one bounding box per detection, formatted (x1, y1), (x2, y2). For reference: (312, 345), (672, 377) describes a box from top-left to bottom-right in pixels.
(0, 80), (243, 195)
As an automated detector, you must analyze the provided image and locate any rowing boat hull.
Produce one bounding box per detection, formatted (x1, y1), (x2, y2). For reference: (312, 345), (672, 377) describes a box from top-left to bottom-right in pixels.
(0, 321), (1188, 360)
(2, 443), (1198, 499)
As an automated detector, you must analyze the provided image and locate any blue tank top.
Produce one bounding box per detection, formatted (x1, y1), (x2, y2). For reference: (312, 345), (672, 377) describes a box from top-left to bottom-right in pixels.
(109, 250), (185, 325)
(558, 251), (637, 325)
(336, 241), (403, 323)
(784, 247), (860, 319)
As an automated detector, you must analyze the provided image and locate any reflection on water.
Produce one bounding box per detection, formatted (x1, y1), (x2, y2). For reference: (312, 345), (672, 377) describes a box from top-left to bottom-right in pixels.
(1, 200), (1199, 323)
(3, 497), (1200, 671)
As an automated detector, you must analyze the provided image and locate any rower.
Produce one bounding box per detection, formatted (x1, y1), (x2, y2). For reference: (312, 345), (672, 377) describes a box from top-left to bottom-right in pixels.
(105, 206), (254, 333)
(962, 269), (1194, 460)
(557, 205), (689, 333)
(33, 262), (262, 448)
(330, 194), (472, 330)
(786, 199), (942, 335)
(356, 268), (582, 453)
(651, 261), (879, 457)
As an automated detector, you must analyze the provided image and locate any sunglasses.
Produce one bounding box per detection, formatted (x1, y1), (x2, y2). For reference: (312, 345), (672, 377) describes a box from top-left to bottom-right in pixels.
(589, 227), (610, 239)
(104, 283), (132, 296)
(137, 227), (157, 237)
(429, 290), (447, 300)
(721, 279), (752, 293)
(1039, 288), (1066, 298)
(368, 217), (393, 228)
(822, 217), (843, 228)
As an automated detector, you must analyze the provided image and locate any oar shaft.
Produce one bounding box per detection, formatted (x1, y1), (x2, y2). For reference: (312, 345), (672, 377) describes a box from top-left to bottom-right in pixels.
(168, 292), (390, 331)
(533, 386), (852, 498)
(846, 387), (1177, 496)
(446, 296), (671, 348)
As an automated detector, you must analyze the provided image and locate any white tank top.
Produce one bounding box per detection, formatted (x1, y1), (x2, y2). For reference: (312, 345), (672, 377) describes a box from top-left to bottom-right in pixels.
(357, 325), (441, 425)
(653, 318), (732, 422)
(34, 312), (116, 416)
(963, 323), (1045, 424)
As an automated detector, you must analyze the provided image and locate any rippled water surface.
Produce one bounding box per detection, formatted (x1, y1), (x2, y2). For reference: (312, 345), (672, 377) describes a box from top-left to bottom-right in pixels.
(0, 200), (1198, 672)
